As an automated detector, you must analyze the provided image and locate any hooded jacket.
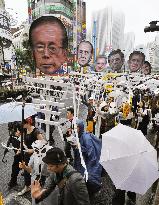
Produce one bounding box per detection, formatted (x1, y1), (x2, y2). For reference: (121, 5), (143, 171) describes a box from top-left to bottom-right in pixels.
(74, 120), (102, 186)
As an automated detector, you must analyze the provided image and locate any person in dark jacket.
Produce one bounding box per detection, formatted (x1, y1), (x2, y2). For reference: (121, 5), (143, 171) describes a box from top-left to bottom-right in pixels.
(81, 96), (96, 134)
(97, 101), (117, 138)
(4, 121), (22, 189)
(137, 101), (150, 136)
(63, 108), (75, 164)
(73, 119), (102, 198)
(17, 117), (44, 196)
(31, 147), (90, 205)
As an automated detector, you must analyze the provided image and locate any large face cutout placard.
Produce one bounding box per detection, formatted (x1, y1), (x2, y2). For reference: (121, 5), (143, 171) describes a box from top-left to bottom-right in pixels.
(77, 41), (93, 67)
(30, 17), (68, 76)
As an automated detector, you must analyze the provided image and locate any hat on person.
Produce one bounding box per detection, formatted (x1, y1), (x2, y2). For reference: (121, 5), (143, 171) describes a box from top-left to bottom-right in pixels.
(24, 117), (33, 125)
(42, 147), (67, 165)
(88, 96), (94, 100)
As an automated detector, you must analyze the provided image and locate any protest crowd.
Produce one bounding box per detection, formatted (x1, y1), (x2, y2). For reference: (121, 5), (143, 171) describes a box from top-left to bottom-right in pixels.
(1, 15), (159, 205)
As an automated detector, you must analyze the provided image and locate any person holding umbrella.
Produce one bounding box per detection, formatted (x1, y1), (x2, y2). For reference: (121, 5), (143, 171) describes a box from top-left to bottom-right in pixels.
(17, 116), (44, 196)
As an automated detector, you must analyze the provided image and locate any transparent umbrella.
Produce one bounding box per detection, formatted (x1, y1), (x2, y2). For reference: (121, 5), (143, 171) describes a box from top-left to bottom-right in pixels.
(0, 102), (37, 124)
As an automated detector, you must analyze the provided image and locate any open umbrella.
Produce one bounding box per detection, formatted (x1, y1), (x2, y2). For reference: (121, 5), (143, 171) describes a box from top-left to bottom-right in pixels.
(0, 102), (37, 124)
(0, 101), (37, 160)
(100, 123), (159, 195)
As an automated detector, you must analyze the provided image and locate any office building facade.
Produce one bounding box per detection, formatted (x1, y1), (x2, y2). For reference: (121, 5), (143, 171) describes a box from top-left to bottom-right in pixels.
(91, 7), (125, 57)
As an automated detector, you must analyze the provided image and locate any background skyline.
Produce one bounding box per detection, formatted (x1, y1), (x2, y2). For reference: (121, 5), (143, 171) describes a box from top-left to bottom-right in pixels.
(4, 0), (159, 46)
(86, 0), (159, 46)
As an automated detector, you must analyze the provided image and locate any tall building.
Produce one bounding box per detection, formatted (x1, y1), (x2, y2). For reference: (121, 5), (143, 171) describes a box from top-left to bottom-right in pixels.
(90, 7), (125, 56)
(12, 22), (30, 50)
(0, 0), (5, 8)
(30, 0), (73, 20)
(122, 32), (135, 61)
(112, 11), (125, 50)
(0, 0), (12, 66)
(147, 35), (159, 73)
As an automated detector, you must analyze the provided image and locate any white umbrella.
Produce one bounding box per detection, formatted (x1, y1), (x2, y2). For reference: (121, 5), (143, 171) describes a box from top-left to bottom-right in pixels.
(154, 88), (159, 95)
(136, 84), (147, 90)
(100, 123), (159, 195)
(144, 79), (159, 92)
(0, 102), (37, 124)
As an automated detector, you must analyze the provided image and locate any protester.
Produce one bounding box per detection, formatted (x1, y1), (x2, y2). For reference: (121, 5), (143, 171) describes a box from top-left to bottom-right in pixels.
(4, 122), (22, 189)
(29, 15), (68, 75)
(63, 108), (76, 164)
(19, 139), (51, 205)
(72, 119), (102, 200)
(81, 95), (96, 134)
(119, 100), (134, 127)
(136, 101), (150, 136)
(97, 101), (117, 138)
(31, 147), (90, 205)
(128, 51), (145, 73)
(108, 49), (125, 73)
(17, 117), (44, 196)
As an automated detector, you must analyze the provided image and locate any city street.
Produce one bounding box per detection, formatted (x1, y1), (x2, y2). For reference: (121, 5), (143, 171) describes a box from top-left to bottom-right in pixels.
(0, 0), (159, 204)
(0, 100), (158, 205)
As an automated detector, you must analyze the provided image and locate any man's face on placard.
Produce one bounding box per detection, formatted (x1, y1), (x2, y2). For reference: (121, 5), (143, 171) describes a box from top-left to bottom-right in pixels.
(77, 42), (93, 67)
(31, 23), (67, 75)
(142, 63), (151, 75)
(128, 54), (144, 73)
(95, 57), (106, 72)
(109, 53), (124, 72)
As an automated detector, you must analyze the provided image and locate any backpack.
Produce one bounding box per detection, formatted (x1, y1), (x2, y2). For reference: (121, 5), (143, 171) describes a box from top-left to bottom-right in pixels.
(58, 171), (78, 205)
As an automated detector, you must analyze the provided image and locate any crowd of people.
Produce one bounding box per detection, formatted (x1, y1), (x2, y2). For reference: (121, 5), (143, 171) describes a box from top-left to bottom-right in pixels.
(1, 15), (159, 205)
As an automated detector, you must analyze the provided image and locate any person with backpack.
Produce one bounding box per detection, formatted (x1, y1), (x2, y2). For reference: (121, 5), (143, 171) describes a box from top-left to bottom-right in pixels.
(31, 147), (90, 205)
(17, 116), (44, 196)
(72, 119), (102, 199)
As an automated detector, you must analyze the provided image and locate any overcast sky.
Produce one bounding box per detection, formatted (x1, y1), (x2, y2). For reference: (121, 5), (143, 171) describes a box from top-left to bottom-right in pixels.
(4, 0), (28, 26)
(4, 0), (159, 46)
(86, 0), (159, 46)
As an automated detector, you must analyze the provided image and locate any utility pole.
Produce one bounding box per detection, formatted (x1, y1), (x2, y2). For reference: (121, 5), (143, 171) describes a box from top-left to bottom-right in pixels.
(0, 37), (5, 67)
(73, 0), (78, 70)
(27, 0), (32, 24)
(92, 20), (97, 63)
